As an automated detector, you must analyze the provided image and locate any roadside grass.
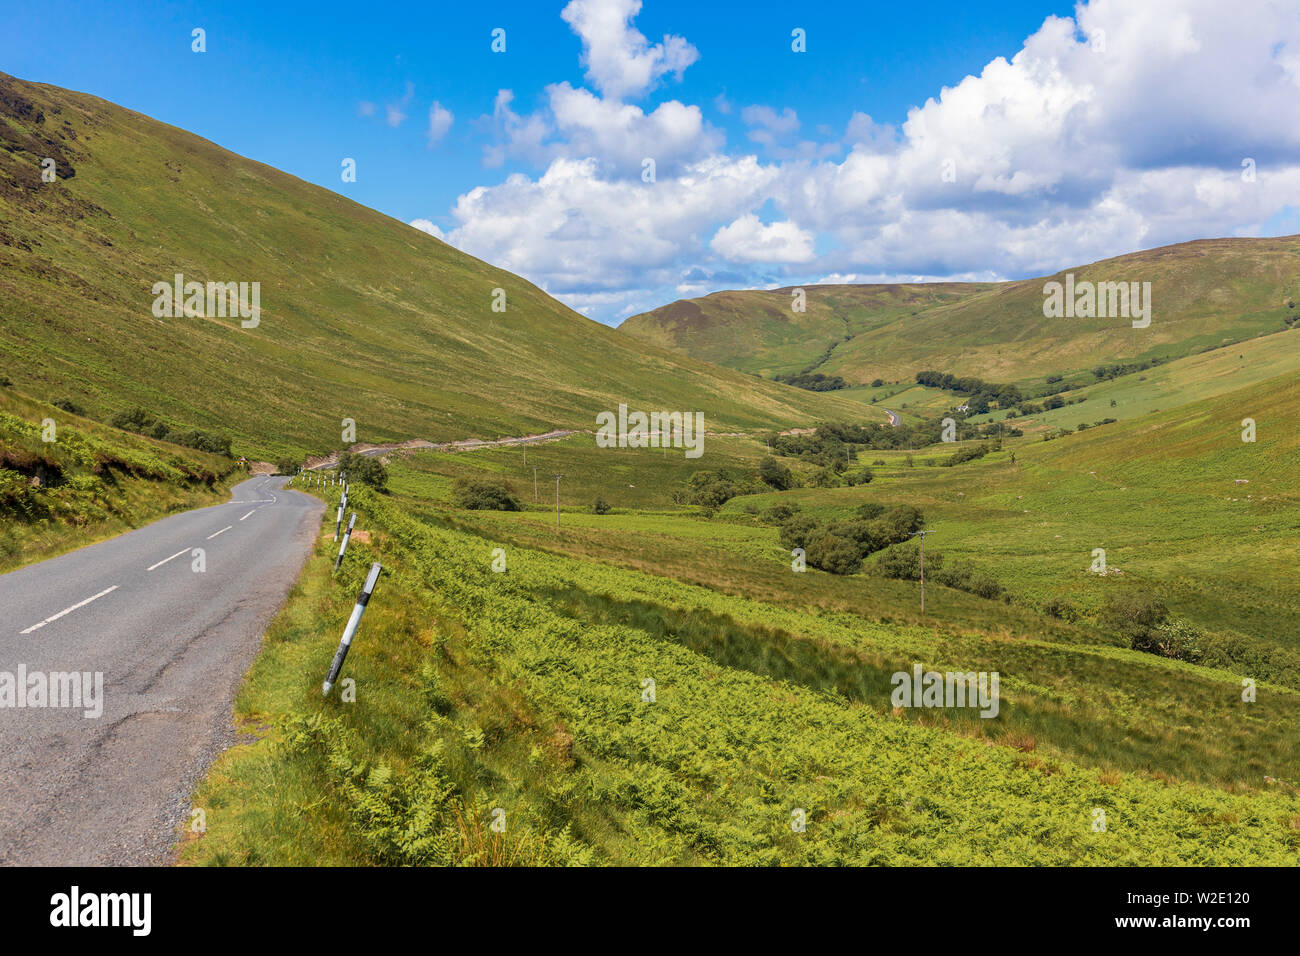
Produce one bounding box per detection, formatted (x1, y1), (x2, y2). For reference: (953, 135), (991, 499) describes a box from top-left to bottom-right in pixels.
(0, 387), (236, 573)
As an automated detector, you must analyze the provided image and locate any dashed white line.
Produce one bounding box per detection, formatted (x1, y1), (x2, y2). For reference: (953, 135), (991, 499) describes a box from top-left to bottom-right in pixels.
(239, 510), (256, 521)
(147, 548), (190, 571)
(20, 586), (119, 635)
(206, 525), (232, 540)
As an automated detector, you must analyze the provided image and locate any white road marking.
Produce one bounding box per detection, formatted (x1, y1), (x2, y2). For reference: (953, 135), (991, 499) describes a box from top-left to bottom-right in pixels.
(206, 525), (232, 540)
(147, 548), (190, 571)
(239, 510), (255, 521)
(21, 586), (119, 635)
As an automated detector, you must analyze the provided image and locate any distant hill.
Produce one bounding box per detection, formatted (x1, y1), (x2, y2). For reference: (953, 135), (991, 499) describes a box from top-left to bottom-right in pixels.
(0, 73), (873, 461)
(620, 237), (1300, 387)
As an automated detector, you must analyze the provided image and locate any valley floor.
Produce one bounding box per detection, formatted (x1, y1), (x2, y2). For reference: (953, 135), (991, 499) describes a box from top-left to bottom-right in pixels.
(178, 385), (1300, 864)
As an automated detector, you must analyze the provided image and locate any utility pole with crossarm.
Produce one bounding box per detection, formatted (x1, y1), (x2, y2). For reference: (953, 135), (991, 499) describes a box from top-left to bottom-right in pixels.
(909, 529), (935, 615)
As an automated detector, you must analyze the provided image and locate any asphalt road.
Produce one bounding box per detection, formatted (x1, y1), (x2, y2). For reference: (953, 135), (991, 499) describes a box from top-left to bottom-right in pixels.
(0, 475), (322, 865)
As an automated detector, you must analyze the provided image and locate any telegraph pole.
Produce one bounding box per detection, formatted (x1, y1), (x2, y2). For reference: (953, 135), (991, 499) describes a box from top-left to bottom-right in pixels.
(553, 473), (565, 530)
(909, 529), (935, 615)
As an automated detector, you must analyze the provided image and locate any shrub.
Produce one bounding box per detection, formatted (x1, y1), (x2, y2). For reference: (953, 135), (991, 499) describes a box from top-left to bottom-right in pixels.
(451, 477), (519, 511)
(165, 428), (233, 456)
(1042, 597), (1077, 621)
(933, 561), (1004, 599)
(109, 406), (233, 457)
(592, 496), (611, 515)
(764, 501), (800, 524)
(1143, 620), (1204, 662)
(940, 443), (990, 467)
(686, 470), (758, 508)
(758, 456), (793, 490)
(51, 397), (86, 416)
(827, 519), (884, 558)
(1100, 590), (1169, 649)
(339, 452), (388, 491)
(854, 502), (886, 520)
(778, 514), (821, 551)
(809, 467), (841, 488)
(275, 458), (299, 476)
(871, 540), (941, 581)
(805, 530), (862, 575)
(872, 504), (925, 545)
(109, 407), (156, 432)
(843, 466), (874, 486)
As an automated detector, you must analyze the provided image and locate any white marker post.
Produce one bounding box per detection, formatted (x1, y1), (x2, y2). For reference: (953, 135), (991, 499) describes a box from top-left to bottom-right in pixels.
(333, 512), (357, 573)
(323, 561), (382, 695)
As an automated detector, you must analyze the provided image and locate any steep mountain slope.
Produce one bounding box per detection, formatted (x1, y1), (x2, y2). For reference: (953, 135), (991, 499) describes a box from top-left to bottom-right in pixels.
(620, 237), (1300, 386)
(0, 73), (873, 461)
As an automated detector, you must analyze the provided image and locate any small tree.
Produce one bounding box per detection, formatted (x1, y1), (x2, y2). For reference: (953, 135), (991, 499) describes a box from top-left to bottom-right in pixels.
(592, 496), (611, 515)
(843, 465), (874, 486)
(452, 477), (521, 511)
(758, 456), (793, 490)
(1099, 590), (1168, 649)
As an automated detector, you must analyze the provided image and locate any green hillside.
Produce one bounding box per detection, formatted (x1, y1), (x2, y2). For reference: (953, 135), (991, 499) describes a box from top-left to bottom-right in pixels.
(620, 237), (1300, 387)
(620, 283), (988, 378)
(0, 384), (236, 572)
(0, 72), (873, 463)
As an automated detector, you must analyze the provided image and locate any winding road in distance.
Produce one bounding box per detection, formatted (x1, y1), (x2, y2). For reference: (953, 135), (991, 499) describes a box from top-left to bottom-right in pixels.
(0, 475), (322, 865)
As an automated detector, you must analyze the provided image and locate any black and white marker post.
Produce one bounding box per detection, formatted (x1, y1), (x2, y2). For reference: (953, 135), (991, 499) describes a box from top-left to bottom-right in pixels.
(323, 561), (382, 696)
(333, 512), (357, 573)
(333, 489), (348, 541)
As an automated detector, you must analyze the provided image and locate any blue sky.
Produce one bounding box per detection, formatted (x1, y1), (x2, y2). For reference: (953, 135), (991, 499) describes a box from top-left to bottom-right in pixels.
(5, 0), (1300, 323)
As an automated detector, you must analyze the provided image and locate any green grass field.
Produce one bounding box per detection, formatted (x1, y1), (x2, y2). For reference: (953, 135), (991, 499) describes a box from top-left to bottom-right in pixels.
(180, 366), (1300, 865)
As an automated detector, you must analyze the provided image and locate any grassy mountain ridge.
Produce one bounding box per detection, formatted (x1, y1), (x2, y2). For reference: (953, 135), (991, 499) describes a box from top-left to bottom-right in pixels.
(620, 237), (1300, 386)
(0, 72), (874, 462)
(621, 282), (988, 377)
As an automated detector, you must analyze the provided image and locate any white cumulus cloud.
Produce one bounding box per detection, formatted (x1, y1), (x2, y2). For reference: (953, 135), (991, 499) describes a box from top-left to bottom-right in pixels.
(710, 215), (815, 264)
(560, 0), (700, 101)
(411, 0), (1300, 324)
